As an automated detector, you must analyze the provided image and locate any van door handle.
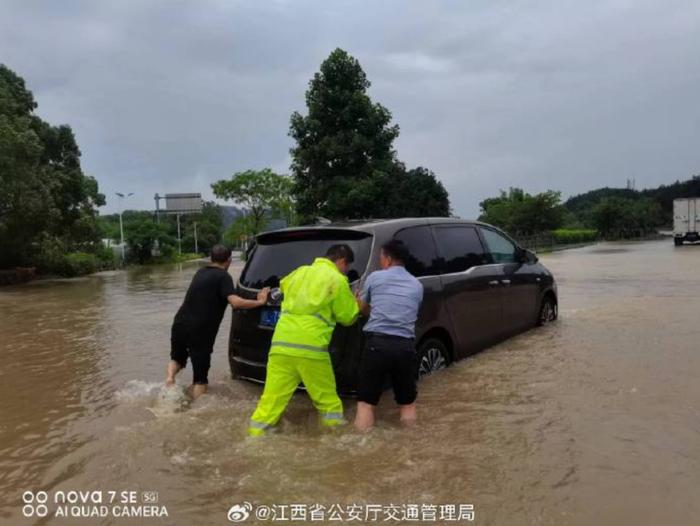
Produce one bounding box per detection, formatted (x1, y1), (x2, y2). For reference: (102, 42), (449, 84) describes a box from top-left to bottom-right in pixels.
(488, 280), (499, 287)
(501, 279), (511, 285)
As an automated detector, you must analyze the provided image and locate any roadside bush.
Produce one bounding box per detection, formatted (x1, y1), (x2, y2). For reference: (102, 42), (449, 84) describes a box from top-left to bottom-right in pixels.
(95, 245), (117, 269)
(552, 229), (598, 244)
(31, 235), (112, 276)
(62, 252), (98, 277)
(36, 235), (68, 274)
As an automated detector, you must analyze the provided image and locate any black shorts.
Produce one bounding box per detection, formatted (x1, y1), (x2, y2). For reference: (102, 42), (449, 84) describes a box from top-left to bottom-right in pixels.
(170, 323), (213, 385)
(357, 333), (417, 406)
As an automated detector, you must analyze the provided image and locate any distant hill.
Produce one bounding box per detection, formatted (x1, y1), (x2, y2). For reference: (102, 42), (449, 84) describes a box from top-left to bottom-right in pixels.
(219, 205), (245, 229)
(564, 175), (700, 224)
(565, 187), (639, 215)
(639, 176), (700, 216)
(219, 205), (287, 232)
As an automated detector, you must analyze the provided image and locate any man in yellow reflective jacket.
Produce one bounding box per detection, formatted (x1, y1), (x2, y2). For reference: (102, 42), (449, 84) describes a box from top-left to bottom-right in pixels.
(248, 244), (360, 436)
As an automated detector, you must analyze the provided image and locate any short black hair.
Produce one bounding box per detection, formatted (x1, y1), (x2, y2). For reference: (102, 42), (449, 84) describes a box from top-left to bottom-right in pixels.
(381, 239), (409, 264)
(210, 244), (232, 263)
(325, 244), (355, 264)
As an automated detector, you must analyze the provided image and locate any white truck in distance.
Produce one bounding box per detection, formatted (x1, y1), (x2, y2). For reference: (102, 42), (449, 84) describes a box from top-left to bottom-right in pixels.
(673, 197), (700, 245)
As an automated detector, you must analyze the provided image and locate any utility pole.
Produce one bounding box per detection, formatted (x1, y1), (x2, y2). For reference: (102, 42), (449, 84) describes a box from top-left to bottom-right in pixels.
(176, 213), (182, 254)
(193, 222), (198, 254)
(115, 192), (134, 263)
(154, 193), (161, 223)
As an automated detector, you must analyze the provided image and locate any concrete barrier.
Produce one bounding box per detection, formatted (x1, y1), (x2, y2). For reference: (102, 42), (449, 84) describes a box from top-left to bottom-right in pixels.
(0, 267), (37, 286)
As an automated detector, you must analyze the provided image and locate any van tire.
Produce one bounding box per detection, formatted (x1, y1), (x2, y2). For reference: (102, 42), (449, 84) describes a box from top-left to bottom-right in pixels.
(417, 338), (450, 378)
(674, 238), (683, 246)
(537, 295), (557, 326)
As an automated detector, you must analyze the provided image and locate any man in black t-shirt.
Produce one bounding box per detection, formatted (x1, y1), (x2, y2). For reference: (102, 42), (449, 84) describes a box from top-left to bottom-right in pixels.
(166, 245), (269, 398)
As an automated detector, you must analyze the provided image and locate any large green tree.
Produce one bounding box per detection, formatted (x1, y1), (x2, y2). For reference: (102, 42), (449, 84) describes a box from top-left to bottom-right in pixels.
(382, 164), (451, 218)
(289, 48), (450, 221)
(212, 168), (294, 235)
(0, 64), (104, 270)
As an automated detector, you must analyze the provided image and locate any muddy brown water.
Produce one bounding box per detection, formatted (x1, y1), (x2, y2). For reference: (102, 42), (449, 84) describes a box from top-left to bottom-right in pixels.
(1, 239), (699, 525)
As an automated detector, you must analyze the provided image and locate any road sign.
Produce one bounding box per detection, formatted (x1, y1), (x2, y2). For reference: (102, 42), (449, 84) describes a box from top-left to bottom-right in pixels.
(153, 193), (203, 255)
(163, 193), (202, 214)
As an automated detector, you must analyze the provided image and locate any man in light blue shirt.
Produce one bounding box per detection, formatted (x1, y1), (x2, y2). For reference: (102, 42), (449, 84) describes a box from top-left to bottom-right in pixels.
(354, 239), (424, 431)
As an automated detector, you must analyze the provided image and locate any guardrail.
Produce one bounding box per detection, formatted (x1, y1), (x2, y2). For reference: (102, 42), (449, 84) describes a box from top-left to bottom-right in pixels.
(513, 229), (664, 252)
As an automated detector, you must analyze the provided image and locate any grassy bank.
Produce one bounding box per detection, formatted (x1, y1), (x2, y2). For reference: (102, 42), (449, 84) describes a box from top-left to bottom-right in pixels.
(516, 229), (599, 252)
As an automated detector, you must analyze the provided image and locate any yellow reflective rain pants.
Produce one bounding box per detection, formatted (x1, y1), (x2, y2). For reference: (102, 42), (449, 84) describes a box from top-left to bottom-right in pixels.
(248, 257), (359, 436)
(248, 353), (344, 436)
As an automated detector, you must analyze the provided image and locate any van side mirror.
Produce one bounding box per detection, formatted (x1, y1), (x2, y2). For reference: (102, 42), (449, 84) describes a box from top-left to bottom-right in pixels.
(517, 247), (537, 264)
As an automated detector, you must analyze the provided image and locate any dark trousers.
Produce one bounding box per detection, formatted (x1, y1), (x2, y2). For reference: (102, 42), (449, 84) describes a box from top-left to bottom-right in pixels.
(357, 332), (417, 405)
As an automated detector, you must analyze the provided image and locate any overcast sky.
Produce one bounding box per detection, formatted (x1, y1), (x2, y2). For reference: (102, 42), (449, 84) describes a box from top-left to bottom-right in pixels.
(2, 0), (699, 217)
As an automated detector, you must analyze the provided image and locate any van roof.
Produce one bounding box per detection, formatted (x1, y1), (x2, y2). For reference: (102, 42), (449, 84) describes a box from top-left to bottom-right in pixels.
(302, 217), (481, 228)
(256, 217), (488, 240)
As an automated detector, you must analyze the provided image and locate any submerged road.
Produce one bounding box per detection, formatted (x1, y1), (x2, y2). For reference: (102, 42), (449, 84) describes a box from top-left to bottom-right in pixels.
(0, 239), (698, 525)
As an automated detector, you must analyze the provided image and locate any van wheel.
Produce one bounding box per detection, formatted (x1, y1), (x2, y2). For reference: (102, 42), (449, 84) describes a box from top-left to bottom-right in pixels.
(537, 296), (557, 326)
(674, 238), (683, 246)
(417, 338), (450, 378)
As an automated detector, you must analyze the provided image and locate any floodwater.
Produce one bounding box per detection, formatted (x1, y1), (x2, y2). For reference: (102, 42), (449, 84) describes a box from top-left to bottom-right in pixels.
(1, 239), (699, 525)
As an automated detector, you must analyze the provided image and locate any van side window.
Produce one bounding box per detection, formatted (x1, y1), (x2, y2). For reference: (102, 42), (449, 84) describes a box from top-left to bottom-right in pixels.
(433, 226), (486, 273)
(393, 226), (441, 277)
(480, 228), (517, 264)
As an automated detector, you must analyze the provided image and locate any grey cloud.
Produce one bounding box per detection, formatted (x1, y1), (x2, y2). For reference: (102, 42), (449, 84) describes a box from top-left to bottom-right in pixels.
(1, 0), (698, 217)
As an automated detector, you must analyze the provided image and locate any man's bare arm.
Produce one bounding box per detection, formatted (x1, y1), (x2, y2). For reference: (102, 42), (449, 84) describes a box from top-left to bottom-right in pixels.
(228, 287), (270, 309)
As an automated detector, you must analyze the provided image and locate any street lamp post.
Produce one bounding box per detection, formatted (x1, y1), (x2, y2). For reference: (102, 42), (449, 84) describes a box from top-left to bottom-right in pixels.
(115, 192), (134, 263)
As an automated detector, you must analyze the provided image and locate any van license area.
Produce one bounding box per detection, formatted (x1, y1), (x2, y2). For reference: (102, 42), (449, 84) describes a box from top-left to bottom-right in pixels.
(260, 309), (281, 328)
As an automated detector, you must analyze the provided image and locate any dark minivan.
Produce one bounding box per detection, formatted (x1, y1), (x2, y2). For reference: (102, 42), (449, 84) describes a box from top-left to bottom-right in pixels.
(229, 218), (558, 395)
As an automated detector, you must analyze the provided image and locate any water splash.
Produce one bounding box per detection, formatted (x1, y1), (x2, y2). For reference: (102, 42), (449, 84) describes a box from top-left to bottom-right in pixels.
(115, 379), (163, 401)
(115, 379), (189, 416)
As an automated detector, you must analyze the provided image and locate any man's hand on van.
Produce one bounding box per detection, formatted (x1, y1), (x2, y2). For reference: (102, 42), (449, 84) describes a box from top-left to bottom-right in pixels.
(257, 287), (271, 306)
(228, 287), (270, 310)
(355, 289), (370, 317)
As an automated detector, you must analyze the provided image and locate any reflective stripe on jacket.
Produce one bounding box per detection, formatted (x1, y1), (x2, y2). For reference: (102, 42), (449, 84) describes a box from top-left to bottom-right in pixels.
(270, 257), (359, 360)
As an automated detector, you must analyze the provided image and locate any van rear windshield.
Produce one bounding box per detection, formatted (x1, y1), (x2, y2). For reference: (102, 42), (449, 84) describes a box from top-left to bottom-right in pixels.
(239, 229), (373, 289)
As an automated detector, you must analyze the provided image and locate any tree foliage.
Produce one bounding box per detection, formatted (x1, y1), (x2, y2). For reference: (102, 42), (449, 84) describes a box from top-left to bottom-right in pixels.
(478, 176), (692, 239)
(590, 197), (663, 237)
(478, 188), (564, 235)
(222, 215), (258, 247)
(212, 168), (295, 234)
(639, 175), (700, 218)
(289, 49), (450, 221)
(383, 164), (451, 218)
(178, 201), (224, 254)
(0, 64), (104, 271)
(99, 201), (224, 262)
(122, 212), (175, 264)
